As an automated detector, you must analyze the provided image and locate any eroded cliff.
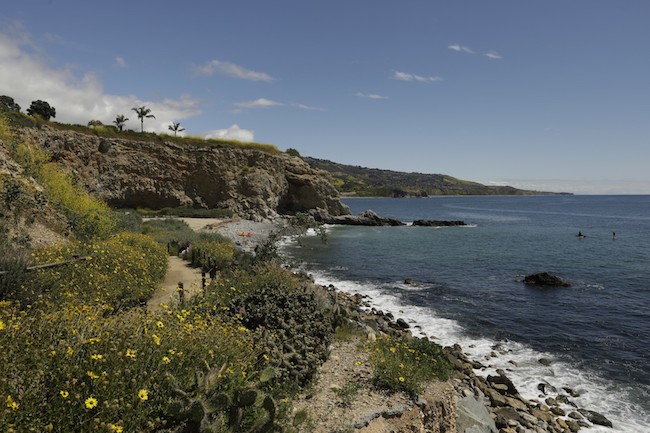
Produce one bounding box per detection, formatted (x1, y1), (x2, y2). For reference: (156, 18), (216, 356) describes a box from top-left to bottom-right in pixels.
(19, 126), (349, 220)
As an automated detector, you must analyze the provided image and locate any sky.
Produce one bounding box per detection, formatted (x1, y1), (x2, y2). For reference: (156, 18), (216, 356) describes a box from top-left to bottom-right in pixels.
(1, 1), (649, 194)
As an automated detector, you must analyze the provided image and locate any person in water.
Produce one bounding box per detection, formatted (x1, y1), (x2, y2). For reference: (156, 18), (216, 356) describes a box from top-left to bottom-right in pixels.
(577, 231), (585, 238)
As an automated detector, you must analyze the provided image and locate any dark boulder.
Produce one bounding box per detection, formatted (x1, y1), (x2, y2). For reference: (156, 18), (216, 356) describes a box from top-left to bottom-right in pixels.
(578, 409), (613, 428)
(395, 318), (410, 329)
(411, 219), (466, 227)
(323, 209), (405, 226)
(523, 272), (571, 287)
(487, 371), (519, 396)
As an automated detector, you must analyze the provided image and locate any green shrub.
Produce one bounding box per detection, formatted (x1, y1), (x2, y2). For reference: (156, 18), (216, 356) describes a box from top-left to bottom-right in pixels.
(113, 209), (143, 233)
(39, 163), (117, 240)
(368, 335), (452, 397)
(27, 232), (167, 310)
(0, 239), (30, 301)
(141, 218), (196, 254)
(210, 265), (338, 386)
(189, 237), (237, 271)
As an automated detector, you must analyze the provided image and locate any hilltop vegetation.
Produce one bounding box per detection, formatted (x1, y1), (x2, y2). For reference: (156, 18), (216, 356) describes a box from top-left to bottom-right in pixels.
(304, 156), (557, 197)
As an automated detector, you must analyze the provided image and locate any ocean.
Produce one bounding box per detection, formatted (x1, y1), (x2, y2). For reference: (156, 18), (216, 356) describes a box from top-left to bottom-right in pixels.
(281, 195), (650, 432)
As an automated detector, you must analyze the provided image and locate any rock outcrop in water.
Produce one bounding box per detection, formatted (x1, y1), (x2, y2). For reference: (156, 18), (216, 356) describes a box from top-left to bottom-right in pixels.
(523, 272), (571, 287)
(18, 126), (350, 221)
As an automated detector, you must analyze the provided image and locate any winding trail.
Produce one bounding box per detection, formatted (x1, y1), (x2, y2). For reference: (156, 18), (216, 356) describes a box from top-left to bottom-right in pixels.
(146, 217), (278, 312)
(147, 256), (203, 312)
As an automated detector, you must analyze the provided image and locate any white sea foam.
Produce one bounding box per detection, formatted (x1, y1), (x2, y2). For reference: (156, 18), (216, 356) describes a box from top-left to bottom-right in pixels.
(305, 268), (650, 433)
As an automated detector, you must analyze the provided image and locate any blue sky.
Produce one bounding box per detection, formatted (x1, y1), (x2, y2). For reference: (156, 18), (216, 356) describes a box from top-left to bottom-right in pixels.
(1, 1), (649, 194)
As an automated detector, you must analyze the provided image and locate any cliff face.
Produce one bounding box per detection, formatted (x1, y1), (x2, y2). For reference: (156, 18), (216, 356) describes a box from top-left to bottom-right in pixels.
(20, 126), (349, 220)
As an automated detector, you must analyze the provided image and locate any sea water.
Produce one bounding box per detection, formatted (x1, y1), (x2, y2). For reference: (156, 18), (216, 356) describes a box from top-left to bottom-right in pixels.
(281, 195), (650, 432)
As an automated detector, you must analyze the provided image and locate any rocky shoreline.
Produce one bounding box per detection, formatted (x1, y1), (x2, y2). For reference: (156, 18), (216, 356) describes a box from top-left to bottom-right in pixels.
(325, 292), (611, 433)
(211, 217), (612, 432)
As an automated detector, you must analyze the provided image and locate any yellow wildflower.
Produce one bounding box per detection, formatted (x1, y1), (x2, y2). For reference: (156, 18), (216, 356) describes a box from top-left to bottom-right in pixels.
(152, 334), (161, 345)
(399, 376), (405, 383)
(156, 321), (164, 328)
(0, 319), (5, 331)
(6, 395), (19, 410)
(66, 346), (74, 356)
(138, 389), (149, 401)
(162, 356), (171, 364)
(87, 371), (100, 379)
(91, 354), (103, 360)
(126, 349), (136, 359)
(85, 397), (98, 409)
(60, 390), (69, 398)
(110, 424), (124, 433)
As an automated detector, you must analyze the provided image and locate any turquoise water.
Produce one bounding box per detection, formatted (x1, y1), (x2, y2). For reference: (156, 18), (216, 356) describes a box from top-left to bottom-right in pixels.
(283, 195), (650, 432)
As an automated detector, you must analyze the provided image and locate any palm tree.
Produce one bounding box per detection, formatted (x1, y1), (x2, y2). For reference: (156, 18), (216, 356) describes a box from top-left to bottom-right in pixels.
(131, 106), (155, 132)
(113, 114), (129, 132)
(168, 121), (185, 136)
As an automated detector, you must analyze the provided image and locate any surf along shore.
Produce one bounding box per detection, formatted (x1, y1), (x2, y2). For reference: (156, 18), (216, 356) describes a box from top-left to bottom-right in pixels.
(179, 216), (612, 433)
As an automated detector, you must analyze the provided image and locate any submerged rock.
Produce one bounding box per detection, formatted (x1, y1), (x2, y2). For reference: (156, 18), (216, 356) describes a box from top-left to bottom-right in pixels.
(523, 272), (571, 287)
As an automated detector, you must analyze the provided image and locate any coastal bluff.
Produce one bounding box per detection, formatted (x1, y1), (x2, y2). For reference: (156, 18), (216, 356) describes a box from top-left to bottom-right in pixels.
(18, 125), (349, 221)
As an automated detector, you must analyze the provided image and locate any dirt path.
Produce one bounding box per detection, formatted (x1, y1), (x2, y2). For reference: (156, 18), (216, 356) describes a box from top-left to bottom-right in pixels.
(291, 335), (415, 433)
(147, 256), (203, 312)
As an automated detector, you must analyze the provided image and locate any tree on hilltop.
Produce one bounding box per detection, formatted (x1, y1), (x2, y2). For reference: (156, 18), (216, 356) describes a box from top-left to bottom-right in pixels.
(0, 95), (21, 112)
(131, 106), (155, 132)
(27, 100), (56, 120)
(113, 114), (129, 132)
(168, 121), (185, 136)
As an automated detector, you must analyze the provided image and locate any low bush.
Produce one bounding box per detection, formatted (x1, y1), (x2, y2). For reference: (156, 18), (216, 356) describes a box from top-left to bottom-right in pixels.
(141, 218), (196, 255)
(188, 237), (237, 271)
(26, 232), (167, 310)
(203, 264), (338, 387)
(368, 335), (452, 397)
(0, 301), (257, 433)
(113, 209), (143, 233)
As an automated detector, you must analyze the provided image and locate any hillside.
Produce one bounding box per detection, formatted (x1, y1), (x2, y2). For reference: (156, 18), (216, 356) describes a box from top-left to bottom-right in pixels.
(304, 156), (562, 197)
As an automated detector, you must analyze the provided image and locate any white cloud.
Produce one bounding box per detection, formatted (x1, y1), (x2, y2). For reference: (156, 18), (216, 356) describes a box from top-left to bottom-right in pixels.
(204, 124), (255, 142)
(114, 56), (127, 68)
(448, 44), (474, 54)
(392, 71), (443, 83)
(484, 50), (503, 60)
(234, 98), (283, 109)
(233, 98), (324, 112)
(0, 30), (201, 133)
(195, 59), (274, 82)
(356, 91), (389, 100)
(293, 103), (326, 111)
